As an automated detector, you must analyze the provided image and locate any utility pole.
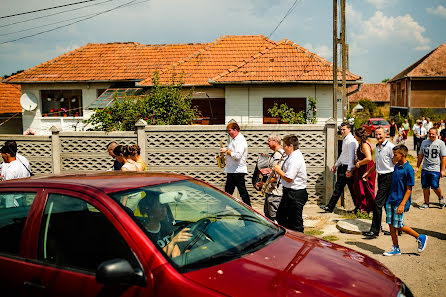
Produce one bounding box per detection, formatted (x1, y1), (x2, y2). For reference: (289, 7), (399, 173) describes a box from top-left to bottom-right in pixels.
(333, 0), (348, 122)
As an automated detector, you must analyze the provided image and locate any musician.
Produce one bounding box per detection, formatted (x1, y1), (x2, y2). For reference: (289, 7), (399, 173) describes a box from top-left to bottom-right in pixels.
(256, 134), (286, 221)
(273, 135), (308, 232)
(220, 122), (251, 206)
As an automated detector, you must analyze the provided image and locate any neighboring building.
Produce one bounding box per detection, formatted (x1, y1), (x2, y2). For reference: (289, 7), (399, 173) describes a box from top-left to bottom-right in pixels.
(388, 44), (446, 116)
(4, 35), (361, 135)
(348, 83), (390, 117)
(0, 82), (22, 134)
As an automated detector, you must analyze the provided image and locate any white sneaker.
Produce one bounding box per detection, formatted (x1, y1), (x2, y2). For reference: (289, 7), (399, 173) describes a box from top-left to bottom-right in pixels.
(419, 203), (429, 210)
(439, 198), (445, 208)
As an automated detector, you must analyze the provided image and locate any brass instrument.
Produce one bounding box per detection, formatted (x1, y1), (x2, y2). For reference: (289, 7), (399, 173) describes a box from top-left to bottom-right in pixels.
(216, 139), (226, 168)
(260, 153), (284, 196)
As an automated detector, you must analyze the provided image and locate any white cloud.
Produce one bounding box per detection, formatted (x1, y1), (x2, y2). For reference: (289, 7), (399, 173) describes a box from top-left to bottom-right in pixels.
(303, 43), (332, 60)
(346, 5), (430, 54)
(426, 5), (446, 18)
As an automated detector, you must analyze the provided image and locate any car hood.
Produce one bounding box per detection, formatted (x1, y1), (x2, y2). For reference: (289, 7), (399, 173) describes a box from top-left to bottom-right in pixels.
(184, 230), (400, 297)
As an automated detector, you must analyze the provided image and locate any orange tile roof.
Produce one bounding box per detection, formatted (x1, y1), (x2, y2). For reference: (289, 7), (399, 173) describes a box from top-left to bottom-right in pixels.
(348, 83), (390, 103)
(138, 35), (278, 86)
(211, 39), (361, 83)
(389, 44), (446, 82)
(5, 35), (361, 86)
(0, 82), (21, 113)
(6, 42), (208, 83)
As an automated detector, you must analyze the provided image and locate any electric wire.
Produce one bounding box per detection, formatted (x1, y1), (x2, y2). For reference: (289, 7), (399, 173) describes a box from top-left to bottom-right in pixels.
(268, 0), (302, 38)
(0, 0), (102, 19)
(0, 0), (149, 45)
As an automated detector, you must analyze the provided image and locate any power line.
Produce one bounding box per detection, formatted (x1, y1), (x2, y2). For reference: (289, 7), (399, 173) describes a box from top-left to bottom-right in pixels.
(0, 0), (117, 29)
(268, 0), (302, 38)
(0, 0), (102, 19)
(0, 0), (149, 45)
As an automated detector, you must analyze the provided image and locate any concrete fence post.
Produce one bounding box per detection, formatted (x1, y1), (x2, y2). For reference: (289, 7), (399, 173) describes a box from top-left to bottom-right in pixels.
(325, 118), (336, 204)
(50, 126), (61, 174)
(135, 119), (148, 166)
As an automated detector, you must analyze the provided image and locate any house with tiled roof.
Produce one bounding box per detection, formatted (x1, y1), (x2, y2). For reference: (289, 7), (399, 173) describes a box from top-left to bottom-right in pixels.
(348, 83), (390, 117)
(0, 82), (22, 134)
(388, 44), (446, 116)
(4, 35), (362, 134)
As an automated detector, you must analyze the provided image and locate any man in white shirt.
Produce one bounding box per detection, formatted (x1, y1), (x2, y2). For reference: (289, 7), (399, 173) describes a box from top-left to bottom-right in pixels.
(414, 121), (427, 155)
(220, 122), (251, 206)
(362, 127), (395, 237)
(1, 142), (31, 181)
(273, 134), (308, 232)
(320, 122), (358, 213)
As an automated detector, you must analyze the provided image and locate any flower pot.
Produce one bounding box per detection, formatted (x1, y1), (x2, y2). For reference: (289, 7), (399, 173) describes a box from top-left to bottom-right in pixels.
(43, 113), (48, 117)
(63, 113), (68, 117)
(263, 117), (280, 124)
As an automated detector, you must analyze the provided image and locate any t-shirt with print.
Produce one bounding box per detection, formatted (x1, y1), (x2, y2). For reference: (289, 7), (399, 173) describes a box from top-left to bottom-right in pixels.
(387, 161), (415, 212)
(147, 220), (176, 249)
(420, 139), (446, 172)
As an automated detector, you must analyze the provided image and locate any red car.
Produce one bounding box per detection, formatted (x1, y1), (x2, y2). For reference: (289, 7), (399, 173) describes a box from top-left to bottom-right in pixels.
(0, 172), (412, 297)
(362, 118), (390, 137)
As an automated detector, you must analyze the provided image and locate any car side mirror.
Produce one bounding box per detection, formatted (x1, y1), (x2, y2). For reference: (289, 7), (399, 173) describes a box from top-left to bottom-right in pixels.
(96, 258), (146, 286)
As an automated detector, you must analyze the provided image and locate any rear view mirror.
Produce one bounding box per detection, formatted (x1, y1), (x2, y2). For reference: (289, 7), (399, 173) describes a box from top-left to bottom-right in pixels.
(159, 191), (187, 204)
(96, 258), (146, 286)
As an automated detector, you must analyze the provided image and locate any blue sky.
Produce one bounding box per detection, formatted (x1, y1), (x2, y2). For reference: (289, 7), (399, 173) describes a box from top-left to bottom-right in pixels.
(0, 0), (445, 83)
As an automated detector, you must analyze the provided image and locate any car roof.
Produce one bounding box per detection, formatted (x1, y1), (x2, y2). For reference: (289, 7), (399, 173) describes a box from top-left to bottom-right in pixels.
(0, 171), (191, 194)
(369, 118), (387, 121)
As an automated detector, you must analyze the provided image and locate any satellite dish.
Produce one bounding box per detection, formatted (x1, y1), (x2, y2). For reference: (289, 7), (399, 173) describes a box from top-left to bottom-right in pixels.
(20, 93), (38, 111)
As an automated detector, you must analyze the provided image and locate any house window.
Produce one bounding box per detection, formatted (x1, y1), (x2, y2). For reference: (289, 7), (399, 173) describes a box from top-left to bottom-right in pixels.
(88, 88), (143, 109)
(192, 98), (225, 124)
(263, 98), (306, 123)
(41, 90), (82, 117)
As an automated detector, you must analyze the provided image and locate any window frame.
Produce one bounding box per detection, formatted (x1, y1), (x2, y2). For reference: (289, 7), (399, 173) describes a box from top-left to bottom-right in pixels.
(30, 188), (146, 275)
(40, 89), (83, 117)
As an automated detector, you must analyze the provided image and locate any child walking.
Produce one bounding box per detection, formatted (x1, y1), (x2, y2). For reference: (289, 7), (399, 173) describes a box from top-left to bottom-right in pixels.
(383, 144), (428, 256)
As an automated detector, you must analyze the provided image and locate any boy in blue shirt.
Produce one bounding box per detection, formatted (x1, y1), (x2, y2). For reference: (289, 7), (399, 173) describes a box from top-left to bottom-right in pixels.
(383, 144), (428, 256)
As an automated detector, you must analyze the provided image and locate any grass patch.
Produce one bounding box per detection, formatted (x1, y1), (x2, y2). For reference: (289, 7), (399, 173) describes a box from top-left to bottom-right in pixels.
(305, 230), (324, 236)
(322, 235), (339, 242)
(355, 210), (372, 220)
(339, 213), (358, 219)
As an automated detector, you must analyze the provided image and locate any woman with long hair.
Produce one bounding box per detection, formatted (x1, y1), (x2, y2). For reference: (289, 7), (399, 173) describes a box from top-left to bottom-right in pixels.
(352, 127), (376, 213)
(129, 144), (147, 171)
(113, 145), (139, 171)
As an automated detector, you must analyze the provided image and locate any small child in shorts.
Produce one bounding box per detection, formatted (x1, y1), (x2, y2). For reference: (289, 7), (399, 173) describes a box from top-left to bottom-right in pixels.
(383, 144), (428, 256)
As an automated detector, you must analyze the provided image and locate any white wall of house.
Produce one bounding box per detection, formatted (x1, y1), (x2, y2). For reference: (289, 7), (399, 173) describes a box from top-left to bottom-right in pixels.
(224, 84), (342, 125)
(20, 82), (111, 135)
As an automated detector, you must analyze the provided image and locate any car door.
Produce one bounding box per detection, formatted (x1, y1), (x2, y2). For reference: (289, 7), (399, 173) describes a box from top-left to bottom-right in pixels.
(0, 189), (42, 297)
(19, 189), (154, 297)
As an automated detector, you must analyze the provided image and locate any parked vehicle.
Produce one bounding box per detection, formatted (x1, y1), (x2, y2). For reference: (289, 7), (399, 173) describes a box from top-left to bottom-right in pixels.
(0, 172), (412, 297)
(362, 118), (390, 137)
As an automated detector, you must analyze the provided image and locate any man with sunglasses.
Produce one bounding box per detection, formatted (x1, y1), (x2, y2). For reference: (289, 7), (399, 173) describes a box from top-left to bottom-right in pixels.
(0, 141), (31, 181)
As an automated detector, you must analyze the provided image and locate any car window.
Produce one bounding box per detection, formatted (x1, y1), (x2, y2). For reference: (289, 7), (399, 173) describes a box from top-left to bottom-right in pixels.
(37, 193), (139, 273)
(0, 192), (36, 255)
(109, 180), (283, 272)
(372, 120), (389, 125)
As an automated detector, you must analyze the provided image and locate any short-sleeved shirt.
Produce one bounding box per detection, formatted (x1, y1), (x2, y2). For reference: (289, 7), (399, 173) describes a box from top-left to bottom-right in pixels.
(225, 133), (248, 174)
(0, 160), (31, 181)
(375, 140), (395, 174)
(267, 149), (285, 196)
(420, 139), (446, 172)
(147, 221), (175, 249)
(387, 161), (415, 211)
(281, 149), (307, 190)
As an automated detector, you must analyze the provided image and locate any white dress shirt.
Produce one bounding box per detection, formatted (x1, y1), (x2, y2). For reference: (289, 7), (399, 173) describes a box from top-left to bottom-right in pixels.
(0, 160), (31, 181)
(335, 133), (358, 171)
(281, 149), (307, 190)
(414, 126), (427, 138)
(375, 140), (395, 174)
(225, 133), (248, 174)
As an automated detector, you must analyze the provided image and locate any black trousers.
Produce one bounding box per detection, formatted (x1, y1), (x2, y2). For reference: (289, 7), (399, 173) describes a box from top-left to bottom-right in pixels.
(326, 165), (354, 211)
(416, 137), (425, 155)
(370, 172), (393, 234)
(276, 187), (308, 232)
(225, 173), (251, 206)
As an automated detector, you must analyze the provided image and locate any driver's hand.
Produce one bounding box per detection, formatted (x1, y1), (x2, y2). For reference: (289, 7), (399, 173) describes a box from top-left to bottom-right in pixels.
(172, 228), (192, 244)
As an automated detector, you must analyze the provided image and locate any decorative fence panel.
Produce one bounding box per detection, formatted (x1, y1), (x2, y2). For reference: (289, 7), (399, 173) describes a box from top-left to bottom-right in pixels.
(0, 121), (336, 208)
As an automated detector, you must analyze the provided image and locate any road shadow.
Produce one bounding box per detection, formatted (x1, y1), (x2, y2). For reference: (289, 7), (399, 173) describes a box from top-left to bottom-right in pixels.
(411, 202), (444, 209)
(411, 227), (446, 241)
(344, 241), (384, 255)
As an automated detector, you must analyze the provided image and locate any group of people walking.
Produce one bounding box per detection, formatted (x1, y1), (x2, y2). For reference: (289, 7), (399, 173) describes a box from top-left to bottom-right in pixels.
(320, 121), (446, 256)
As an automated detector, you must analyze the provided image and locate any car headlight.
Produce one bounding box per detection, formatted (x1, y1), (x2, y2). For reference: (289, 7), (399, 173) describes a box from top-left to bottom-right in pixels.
(397, 281), (414, 297)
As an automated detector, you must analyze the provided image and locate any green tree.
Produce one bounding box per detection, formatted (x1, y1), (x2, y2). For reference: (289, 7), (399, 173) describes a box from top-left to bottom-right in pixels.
(86, 72), (200, 131)
(358, 98), (377, 115)
(381, 78), (389, 83)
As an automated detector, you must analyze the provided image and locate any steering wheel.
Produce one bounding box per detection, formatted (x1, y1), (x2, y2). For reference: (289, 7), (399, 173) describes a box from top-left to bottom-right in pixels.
(183, 218), (212, 250)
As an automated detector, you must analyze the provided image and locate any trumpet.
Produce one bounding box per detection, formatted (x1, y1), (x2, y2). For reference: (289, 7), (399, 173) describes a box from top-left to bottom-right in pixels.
(216, 139), (226, 168)
(260, 153), (284, 196)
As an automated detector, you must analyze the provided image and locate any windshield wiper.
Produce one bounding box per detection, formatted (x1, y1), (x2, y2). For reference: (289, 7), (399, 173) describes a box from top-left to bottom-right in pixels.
(180, 249), (241, 271)
(239, 229), (285, 253)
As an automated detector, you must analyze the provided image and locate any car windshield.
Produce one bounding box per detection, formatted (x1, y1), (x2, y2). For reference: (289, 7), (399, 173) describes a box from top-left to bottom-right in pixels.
(109, 179), (283, 272)
(372, 120), (389, 125)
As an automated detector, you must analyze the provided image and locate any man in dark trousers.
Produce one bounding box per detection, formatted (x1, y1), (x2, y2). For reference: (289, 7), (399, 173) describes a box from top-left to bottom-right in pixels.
(362, 127), (395, 237)
(320, 122), (358, 212)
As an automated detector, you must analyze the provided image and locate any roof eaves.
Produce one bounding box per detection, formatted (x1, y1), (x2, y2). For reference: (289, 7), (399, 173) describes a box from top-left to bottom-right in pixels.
(209, 79), (363, 85)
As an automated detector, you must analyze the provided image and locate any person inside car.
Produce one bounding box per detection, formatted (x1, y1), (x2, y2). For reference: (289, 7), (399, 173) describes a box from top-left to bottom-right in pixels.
(138, 192), (191, 258)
